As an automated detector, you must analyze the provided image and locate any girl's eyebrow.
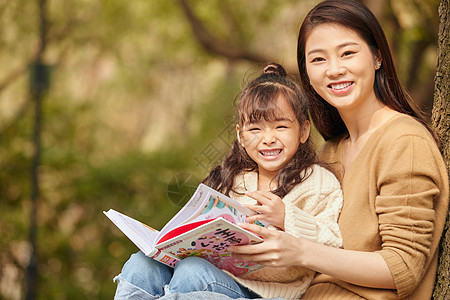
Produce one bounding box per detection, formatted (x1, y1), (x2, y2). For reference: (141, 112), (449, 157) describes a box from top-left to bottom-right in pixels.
(246, 117), (294, 125)
(254, 117), (294, 123)
(274, 117), (294, 122)
(307, 41), (359, 56)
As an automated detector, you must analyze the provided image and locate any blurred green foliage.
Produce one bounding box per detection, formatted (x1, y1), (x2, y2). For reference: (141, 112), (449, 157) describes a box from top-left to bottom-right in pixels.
(0, 0), (440, 299)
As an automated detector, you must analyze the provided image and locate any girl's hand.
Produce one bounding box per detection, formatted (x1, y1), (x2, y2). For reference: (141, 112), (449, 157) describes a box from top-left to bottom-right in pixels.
(244, 191), (285, 229)
(229, 223), (309, 268)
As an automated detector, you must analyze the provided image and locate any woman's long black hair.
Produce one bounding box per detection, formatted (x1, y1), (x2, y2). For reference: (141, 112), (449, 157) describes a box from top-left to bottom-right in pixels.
(296, 0), (435, 142)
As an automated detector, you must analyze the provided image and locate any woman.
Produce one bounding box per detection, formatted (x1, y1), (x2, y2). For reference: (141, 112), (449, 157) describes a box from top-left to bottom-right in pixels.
(144, 0), (449, 299)
(230, 0), (448, 299)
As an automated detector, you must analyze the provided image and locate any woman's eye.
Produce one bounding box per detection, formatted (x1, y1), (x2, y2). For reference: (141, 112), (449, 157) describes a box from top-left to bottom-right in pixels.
(311, 57), (325, 63)
(342, 51), (356, 57)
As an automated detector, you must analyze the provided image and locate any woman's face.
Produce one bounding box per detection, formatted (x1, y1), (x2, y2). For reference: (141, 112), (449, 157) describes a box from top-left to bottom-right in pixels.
(304, 23), (380, 113)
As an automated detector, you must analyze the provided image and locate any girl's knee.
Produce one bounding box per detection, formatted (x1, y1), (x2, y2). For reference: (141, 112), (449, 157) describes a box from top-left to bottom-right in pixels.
(121, 251), (172, 283)
(173, 256), (212, 278)
(117, 252), (173, 297)
(171, 257), (224, 292)
(121, 252), (151, 277)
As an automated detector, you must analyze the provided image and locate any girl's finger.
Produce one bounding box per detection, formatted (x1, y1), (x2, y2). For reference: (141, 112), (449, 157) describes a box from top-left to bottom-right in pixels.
(244, 204), (264, 214)
(245, 191), (272, 205)
(246, 214), (265, 223)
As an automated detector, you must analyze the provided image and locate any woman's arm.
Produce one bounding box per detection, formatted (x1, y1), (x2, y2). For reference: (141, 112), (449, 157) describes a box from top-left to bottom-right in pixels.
(230, 223), (395, 289)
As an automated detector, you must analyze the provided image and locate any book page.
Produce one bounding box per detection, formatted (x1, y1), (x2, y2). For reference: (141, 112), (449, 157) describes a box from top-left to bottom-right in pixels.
(184, 184), (270, 228)
(156, 218), (264, 276)
(103, 209), (159, 256)
(157, 185), (211, 241)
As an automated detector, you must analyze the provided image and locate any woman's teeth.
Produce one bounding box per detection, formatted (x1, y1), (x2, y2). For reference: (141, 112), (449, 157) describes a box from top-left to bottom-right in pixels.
(330, 82), (352, 90)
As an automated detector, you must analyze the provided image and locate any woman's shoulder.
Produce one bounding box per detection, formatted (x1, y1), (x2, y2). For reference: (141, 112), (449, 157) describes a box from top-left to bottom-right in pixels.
(376, 113), (435, 142)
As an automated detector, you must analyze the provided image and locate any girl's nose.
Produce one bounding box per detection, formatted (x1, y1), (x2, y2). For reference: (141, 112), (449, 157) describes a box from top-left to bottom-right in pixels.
(262, 130), (276, 144)
(326, 59), (346, 77)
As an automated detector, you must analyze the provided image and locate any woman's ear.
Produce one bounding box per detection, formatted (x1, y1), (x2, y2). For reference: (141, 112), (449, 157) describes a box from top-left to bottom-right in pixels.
(374, 51), (382, 70)
(236, 125), (245, 148)
(300, 120), (311, 144)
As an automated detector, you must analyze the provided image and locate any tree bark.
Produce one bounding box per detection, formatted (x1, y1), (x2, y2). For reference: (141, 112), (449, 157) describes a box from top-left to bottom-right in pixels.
(432, 0), (450, 298)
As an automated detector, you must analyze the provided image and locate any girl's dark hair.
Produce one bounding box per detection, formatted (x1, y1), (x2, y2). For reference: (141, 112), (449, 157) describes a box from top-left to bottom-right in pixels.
(203, 63), (321, 198)
(297, 0), (434, 141)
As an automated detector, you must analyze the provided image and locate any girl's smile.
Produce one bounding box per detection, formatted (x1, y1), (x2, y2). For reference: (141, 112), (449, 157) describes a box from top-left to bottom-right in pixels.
(259, 149), (282, 159)
(237, 96), (310, 183)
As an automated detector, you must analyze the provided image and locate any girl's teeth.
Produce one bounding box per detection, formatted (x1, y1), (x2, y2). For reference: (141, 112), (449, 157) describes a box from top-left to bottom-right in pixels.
(261, 150), (281, 156)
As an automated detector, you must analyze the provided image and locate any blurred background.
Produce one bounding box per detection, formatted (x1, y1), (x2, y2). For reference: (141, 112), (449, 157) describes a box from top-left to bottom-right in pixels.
(0, 0), (441, 299)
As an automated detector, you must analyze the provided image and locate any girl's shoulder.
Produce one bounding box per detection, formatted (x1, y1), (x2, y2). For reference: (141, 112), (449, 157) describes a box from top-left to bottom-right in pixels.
(294, 164), (342, 193)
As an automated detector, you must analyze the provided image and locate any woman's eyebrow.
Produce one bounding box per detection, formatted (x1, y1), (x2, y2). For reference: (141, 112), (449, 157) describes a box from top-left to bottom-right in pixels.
(307, 42), (360, 56)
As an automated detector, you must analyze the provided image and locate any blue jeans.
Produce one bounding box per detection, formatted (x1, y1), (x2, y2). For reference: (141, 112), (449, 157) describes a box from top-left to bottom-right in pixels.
(114, 252), (260, 299)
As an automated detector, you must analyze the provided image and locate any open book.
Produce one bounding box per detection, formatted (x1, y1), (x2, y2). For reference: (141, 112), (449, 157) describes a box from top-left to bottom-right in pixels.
(104, 183), (268, 276)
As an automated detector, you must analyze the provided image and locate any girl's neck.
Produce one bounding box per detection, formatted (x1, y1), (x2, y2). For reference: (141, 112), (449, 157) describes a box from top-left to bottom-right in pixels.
(257, 171), (278, 192)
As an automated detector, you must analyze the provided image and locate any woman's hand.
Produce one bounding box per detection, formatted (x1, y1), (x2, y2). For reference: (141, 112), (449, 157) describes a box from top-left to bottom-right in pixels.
(244, 191), (285, 229)
(229, 223), (309, 268)
(229, 223), (396, 289)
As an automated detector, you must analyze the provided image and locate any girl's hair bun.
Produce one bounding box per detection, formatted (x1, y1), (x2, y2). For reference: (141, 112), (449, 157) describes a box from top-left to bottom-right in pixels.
(263, 62), (287, 77)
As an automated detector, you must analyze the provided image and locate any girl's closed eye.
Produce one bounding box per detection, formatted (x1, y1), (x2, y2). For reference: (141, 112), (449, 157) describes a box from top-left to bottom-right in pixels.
(248, 126), (261, 132)
(247, 126), (260, 131)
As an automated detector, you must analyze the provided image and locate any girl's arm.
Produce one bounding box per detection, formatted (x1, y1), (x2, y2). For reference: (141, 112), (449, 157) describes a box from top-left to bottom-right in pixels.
(246, 166), (343, 248)
(230, 223), (395, 289)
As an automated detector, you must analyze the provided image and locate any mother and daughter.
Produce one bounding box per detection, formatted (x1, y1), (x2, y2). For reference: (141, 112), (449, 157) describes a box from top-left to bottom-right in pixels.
(114, 0), (449, 299)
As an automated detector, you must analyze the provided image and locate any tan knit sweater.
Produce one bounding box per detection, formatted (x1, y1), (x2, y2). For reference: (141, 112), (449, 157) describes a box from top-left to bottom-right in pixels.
(227, 165), (343, 299)
(303, 114), (449, 299)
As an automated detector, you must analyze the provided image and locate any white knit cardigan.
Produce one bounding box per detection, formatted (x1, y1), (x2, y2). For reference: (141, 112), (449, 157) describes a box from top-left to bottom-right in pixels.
(226, 165), (343, 299)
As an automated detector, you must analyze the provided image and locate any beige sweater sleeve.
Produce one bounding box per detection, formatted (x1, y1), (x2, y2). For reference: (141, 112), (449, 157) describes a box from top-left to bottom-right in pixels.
(374, 134), (446, 297)
(284, 165), (343, 248)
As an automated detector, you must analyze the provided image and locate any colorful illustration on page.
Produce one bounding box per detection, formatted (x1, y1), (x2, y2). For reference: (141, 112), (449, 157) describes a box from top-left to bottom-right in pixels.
(169, 226), (262, 276)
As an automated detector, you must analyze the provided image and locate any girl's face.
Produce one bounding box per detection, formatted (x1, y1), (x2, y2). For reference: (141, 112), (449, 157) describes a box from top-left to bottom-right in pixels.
(237, 96), (310, 181)
(305, 23), (380, 114)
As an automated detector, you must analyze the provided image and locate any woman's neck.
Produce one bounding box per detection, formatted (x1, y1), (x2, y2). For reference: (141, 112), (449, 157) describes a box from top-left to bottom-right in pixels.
(338, 100), (399, 171)
(339, 101), (397, 143)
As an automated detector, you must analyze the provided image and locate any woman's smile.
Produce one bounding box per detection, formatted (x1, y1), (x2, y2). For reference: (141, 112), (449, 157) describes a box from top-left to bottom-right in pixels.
(305, 23), (379, 112)
(328, 81), (354, 94)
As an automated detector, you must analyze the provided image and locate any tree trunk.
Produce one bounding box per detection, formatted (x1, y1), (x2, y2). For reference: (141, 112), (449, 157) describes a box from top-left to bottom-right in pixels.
(432, 0), (450, 298)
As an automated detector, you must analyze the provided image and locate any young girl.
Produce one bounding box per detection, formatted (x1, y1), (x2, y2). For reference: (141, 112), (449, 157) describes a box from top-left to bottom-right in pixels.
(113, 63), (343, 300)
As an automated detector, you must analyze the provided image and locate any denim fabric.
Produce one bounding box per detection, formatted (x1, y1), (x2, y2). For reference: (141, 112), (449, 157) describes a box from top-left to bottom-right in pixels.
(158, 291), (286, 300)
(113, 251), (260, 299)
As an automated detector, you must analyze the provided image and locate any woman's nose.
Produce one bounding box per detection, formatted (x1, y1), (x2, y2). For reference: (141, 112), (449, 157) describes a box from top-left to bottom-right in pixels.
(326, 59), (346, 77)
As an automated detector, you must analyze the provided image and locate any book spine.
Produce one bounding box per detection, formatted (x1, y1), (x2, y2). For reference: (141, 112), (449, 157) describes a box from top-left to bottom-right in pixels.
(149, 248), (180, 268)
